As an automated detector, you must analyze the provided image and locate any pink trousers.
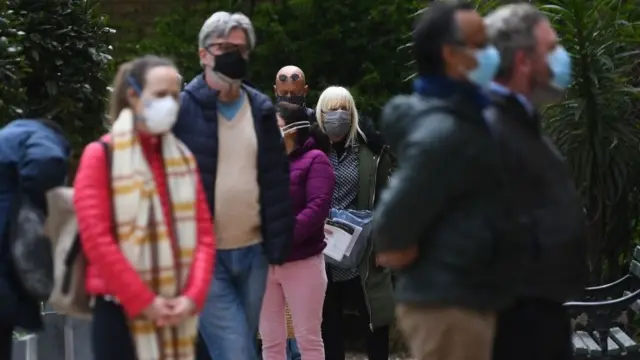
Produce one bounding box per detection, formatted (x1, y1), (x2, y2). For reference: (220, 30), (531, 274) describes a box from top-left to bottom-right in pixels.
(259, 253), (327, 360)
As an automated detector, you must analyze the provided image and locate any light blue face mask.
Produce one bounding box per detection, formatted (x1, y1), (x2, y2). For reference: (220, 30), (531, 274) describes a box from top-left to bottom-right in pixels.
(466, 45), (501, 88)
(547, 45), (572, 89)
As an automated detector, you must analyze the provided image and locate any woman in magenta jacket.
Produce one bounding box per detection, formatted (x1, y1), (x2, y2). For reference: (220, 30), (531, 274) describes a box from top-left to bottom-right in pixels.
(259, 102), (335, 360)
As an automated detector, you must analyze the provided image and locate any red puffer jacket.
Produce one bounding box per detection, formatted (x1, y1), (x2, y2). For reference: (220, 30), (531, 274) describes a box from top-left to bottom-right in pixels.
(73, 134), (215, 318)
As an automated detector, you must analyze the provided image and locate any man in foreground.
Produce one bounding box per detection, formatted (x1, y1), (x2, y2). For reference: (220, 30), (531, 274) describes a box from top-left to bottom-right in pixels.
(173, 10), (293, 360)
(373, 2), (527, 359)
(485, 4), (587, 359)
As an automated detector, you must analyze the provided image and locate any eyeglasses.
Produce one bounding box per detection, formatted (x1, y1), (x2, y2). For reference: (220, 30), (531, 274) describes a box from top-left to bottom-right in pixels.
(278, 73), (301, 82)
(206, 42), (249, 55)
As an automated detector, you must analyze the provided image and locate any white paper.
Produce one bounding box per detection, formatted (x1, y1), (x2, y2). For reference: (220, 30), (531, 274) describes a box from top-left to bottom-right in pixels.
(323, 219), (361, 261)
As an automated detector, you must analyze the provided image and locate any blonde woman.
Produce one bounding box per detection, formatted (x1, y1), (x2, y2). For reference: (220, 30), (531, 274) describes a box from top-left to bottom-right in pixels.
(73, 56), (215, 360)
(316, 86), (394, 360)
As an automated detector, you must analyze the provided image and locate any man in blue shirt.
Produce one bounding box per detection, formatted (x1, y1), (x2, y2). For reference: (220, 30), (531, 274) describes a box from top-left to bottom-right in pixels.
(173, 11), (293, 360)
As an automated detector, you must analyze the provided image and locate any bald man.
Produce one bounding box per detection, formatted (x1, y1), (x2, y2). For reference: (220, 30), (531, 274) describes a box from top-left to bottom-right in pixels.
(273, 65), (309, 106)
(273, 66), (389, 156)
(274, 65), (317, 126)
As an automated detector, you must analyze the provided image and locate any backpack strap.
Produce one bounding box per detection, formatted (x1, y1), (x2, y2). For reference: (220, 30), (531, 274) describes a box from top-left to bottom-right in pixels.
(97, 140), (117, 243)
(98, 140), (113, 214)
(62, 140), (114, 293)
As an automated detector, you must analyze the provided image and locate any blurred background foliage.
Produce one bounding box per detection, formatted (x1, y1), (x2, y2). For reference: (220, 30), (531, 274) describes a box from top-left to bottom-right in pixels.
(116, 0), (421, 116)
(1, 0), (640, 285)
(0, 0), (113, 153)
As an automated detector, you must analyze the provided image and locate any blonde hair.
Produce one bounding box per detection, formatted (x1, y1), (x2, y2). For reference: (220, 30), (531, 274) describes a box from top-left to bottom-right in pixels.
(315, 86), (366, 146)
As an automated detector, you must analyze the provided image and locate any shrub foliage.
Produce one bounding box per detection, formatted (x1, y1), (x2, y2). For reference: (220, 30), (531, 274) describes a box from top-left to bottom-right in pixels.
(2, 0), (640, 282)
(116, 0), (422, 119)
(0, 0), (113, 150)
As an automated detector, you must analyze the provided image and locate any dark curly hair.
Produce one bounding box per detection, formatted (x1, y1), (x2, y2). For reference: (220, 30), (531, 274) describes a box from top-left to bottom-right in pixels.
(276, 101), (331, 154)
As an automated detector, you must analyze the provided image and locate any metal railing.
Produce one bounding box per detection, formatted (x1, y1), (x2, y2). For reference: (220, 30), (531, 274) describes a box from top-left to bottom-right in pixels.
(12, 303), (93, 360)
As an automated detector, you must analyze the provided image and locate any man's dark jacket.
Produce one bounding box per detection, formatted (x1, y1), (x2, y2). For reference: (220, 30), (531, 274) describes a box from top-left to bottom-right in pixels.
(174, 75), (293, 265)
(486, 90), (588, 302)
(373, 88), (537, 311)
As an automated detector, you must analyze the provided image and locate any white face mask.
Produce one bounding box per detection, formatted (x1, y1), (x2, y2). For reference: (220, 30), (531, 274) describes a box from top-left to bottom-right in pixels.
(141, 96), (179, 134)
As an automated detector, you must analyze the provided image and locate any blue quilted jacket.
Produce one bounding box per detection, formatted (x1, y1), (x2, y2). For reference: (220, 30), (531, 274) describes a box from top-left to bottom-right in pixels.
(173, 75), (293, 264)
(0, 119), (69, 330)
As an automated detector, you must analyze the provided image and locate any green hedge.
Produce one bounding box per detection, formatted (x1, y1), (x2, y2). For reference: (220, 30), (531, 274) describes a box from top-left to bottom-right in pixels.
(114, 0), (422, 121)
(0, 0), (113, 151)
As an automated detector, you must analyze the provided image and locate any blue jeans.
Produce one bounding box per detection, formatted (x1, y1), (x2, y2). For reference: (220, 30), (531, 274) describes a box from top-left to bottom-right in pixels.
(287, 338), (301, 360)
(199, 244), (268, 360)
(258, 338), (300, 360)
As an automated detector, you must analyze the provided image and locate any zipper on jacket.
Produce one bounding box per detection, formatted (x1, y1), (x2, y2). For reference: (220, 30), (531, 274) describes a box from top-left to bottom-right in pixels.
(369, 146), (385, 208)
(362, 145), (385, 330)
(362, 253), (374, 331)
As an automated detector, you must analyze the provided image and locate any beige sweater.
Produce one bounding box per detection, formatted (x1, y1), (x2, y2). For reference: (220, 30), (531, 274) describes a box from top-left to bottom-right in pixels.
(214, 95), (262, 249)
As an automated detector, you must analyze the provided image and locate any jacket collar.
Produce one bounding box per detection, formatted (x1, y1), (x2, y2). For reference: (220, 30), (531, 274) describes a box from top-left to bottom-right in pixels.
(413, 75), (490, 110)
(289, 137), (318, 159)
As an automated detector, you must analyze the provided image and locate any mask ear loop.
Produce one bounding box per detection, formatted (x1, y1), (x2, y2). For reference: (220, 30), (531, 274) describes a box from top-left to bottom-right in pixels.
(281, 121), (310, 134)
(127, 76), (143, 95)
(126, 76), (154, 126)
(284, 124), (310, 132)
(281, 121), (310, 133)
(127, 76), (156, 115)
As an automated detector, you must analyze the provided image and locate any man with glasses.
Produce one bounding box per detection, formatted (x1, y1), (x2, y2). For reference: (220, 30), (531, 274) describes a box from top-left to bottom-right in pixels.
(173, 11), (293, 360)
(273, 66), (387, 154)
(485, 4), (586, 360)
(274, 66), (308, 107)
(273, 66), (315, 126)
(373, 2), (525, 359)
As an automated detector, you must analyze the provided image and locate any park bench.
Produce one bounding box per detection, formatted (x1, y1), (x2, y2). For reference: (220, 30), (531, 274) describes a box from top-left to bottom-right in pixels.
(566, 246), (640, 359)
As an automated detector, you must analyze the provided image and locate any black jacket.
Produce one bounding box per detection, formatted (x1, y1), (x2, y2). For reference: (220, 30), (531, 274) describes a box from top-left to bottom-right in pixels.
(174, 75), (293, 265)
(373, 91), (534, 311)
(487, 91), (588, 302)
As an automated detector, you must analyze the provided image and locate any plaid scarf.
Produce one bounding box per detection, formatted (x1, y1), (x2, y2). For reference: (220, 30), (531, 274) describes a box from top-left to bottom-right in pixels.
(111, 109), (198, 360)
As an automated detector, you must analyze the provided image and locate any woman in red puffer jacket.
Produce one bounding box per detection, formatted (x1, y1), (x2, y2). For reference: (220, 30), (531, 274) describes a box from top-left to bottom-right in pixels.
(74, 55), (215, 360)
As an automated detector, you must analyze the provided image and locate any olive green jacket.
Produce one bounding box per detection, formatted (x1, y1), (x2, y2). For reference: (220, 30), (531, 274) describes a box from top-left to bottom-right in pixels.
(355, 141), (395, 329)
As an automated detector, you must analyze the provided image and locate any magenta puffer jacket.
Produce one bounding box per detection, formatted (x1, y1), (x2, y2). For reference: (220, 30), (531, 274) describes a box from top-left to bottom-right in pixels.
(287, 138), (335, 262)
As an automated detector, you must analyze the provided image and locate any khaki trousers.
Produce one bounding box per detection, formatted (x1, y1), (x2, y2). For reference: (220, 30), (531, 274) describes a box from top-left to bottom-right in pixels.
(396, 304), (496, 360)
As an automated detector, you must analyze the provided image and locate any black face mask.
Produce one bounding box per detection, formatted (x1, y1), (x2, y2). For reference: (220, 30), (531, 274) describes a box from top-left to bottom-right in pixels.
(276, 95), (306, 107)
(213, 50), (247, 80)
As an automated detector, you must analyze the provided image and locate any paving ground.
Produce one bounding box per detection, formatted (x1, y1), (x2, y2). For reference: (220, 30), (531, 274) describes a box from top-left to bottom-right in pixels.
(345, 353), (413, 359)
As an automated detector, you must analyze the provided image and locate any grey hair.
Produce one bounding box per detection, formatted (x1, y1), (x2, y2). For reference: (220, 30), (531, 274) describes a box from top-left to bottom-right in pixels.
(484, 3), (546, 79)
(198, 11), (256, 50)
